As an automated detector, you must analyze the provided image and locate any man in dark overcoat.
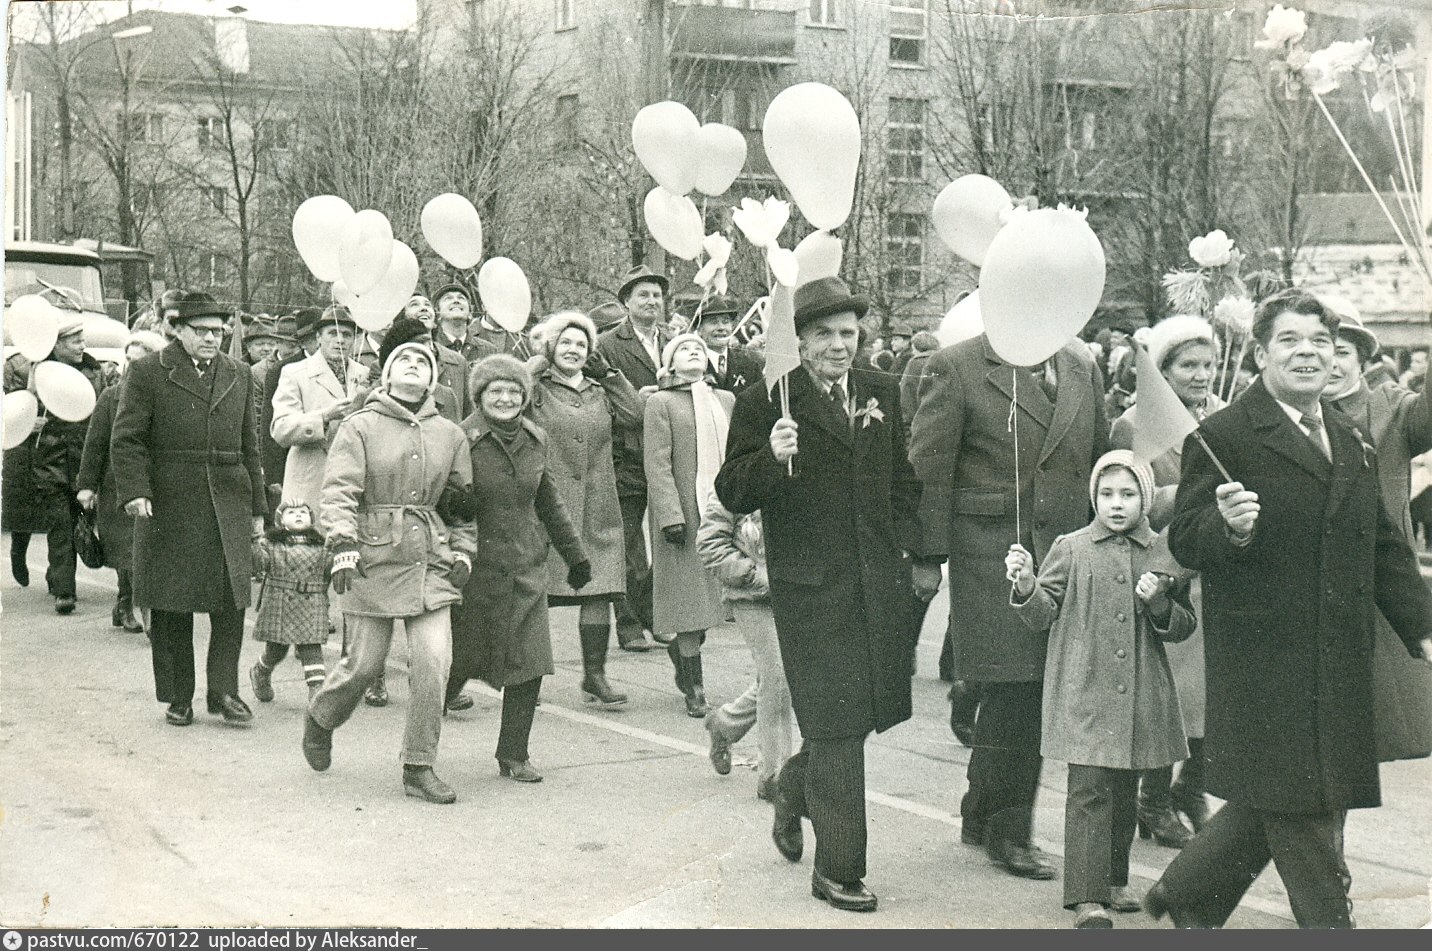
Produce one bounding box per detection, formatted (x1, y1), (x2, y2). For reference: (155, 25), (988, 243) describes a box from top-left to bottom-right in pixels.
(715, 277), (930, 912)
(907, 332), (1107, 878)
(110, 291), (266, 727)
(597, 265), (672, 652)
(1148, 288), (1432, 928)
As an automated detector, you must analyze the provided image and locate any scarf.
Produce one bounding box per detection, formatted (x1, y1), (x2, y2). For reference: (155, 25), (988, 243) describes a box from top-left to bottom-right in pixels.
(691, 379), (729, 526)
(391, 394), (426, 415)
(485, 413), (524, 446)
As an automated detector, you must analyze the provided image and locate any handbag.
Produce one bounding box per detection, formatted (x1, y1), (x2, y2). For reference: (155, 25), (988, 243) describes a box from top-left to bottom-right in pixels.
(74, 507), (105, 569)
(1373, 612), (1432, 762)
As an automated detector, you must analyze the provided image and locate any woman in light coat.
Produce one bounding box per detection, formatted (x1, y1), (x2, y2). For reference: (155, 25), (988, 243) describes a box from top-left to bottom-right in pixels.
(644, 333), (734, 717)
(301, 341), (477, 805)
(526, 312), (641, 708)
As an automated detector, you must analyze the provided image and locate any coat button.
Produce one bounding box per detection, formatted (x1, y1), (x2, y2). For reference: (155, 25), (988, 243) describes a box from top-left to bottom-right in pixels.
(1115, 649), (1126, 658)
(1116, 684), (1127, 694)
(412, 453), (419, 460)
(1116, 612), (1126, 622)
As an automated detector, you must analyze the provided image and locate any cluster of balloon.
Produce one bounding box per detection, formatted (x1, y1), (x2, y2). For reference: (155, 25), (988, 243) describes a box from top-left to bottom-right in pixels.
(292, 196), (423, 333)
(3, 293), (98, 436)
(979, 206), (1106, 367)
(477, 258), (531, 333)
(933, 175), (1013, 268)
(334, 241), (420, 333)
(937, 291), (984, 348)
(631, 101), (748, 260)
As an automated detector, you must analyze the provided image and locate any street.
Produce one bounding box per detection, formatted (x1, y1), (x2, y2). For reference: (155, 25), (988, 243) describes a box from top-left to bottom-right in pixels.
(2, 541), (1429, 929)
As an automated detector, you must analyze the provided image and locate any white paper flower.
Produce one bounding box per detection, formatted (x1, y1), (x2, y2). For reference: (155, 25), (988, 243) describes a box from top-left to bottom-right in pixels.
(1302, 39), (1374, 95)
(731, 196), (790, 249)
(694, 232), (732, 291)
(1255, 4), (1307, 50)
(1188, 229), (1235, 268)
(1213, 296), (1256, 338)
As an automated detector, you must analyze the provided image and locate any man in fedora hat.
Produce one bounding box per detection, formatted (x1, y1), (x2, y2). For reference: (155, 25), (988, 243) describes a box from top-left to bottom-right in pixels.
(695, 294), (762, 394)
(110, 290), (266, 727)
(597, 264), (672, 651)
(242, 315), (282, 366)
(716, 276), (931, 912)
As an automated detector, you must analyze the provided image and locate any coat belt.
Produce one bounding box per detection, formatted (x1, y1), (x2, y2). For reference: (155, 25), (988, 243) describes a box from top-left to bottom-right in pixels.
(262, 577), (327, 594)
(360, 503), (440, 545)
(156, 449), (242, 465)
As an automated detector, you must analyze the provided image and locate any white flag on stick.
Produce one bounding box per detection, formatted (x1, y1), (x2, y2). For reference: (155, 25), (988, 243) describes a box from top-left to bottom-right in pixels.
(1131, 343), (1199, 466)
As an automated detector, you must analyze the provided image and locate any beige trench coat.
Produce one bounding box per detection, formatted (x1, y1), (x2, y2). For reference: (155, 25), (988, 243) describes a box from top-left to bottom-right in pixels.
(271, 351), (370, 518)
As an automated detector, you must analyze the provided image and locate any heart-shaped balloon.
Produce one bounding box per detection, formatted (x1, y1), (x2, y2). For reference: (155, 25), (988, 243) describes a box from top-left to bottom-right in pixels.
(693, 123), (747, 197)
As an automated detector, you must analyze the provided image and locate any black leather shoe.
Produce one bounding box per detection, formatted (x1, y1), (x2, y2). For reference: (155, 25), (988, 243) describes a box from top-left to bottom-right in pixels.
(55, 596), (76, 614)
(302, 714), (332, 771)
(11, 558), (29, 587)
(989, 837), (1057, 880)
(811, 870), (877, 912)
(772, 794), (804, 862)
(497, 759), (543, 783)
(403, 765), (457, 804)
(1143, 881), (1214, 929)
(445, 692), (474, 712)
(1138, 800), (1193, 848)
(206, 694), (253, 723)
(165, 703), (194, 726)
(948, 680), (977, 747)
(705, 714), (732, 775)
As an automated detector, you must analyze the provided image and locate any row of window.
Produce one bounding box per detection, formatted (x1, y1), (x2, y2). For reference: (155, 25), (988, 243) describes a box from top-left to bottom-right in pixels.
(124, 113), (296, 151)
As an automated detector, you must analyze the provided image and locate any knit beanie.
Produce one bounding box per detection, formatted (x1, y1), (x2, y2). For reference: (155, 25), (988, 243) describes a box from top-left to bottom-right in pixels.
(469, 353), (533, 407)
(661, 332), (709, 374)
(1147, 315), (1215, 372)
(380, 341), (437, 394)
(1089, 449), (1156, 522)
(378, 316), (431, 371)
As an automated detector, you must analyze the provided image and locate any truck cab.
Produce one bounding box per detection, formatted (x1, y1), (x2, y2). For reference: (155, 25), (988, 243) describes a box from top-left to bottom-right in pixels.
(4, 241), (132, 367)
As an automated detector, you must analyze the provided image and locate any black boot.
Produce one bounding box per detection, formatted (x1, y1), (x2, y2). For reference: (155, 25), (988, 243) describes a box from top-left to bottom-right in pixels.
(1171, 738), (1210, 832)
(10, 533), (30, 587)
(668, 640), (689, 693)
(678, 652), (709, 718)
(579, 623), (628, 708)
(1137, 767), (1193, 848)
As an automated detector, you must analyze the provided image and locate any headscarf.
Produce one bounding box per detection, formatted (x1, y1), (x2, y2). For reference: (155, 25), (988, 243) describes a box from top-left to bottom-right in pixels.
(1089, 449), (1156, 523)
(660, 332), (728, 525)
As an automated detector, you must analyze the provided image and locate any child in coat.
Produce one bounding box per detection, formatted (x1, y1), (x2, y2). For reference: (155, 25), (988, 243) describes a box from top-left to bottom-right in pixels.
(1005, 449), (1195, 929)
(249, 501), (332, 702)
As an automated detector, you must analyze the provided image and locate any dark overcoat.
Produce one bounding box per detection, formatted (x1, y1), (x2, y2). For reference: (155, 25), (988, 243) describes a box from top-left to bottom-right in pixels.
(597, 318), (670, 499)
(710, 345), (763, 395)
(907, 335), (1107, 682)
(76, 384), (135, 571)
(110, 341), (265, 612)
(715, 366), (922, 739)
(451, 415), (586, 689)
(1169, 379), (1432, 813)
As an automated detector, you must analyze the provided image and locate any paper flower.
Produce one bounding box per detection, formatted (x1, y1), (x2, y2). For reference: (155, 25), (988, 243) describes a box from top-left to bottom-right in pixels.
(1212, 296), (1255, 338)
(1302, 39), (1374, 95)
(693, 232), (732, 294)
(1162, 270), (1211, 316)
(854, 397), (885, 429)
(1255, 5), (1307, 50)
(731, 196), (790, 249)
(1188, 229), (1235, 268)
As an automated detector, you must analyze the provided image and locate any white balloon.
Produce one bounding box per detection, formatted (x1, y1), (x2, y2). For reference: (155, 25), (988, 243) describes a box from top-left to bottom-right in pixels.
(8, 295), (60, 362)
(338, 210), (395, 297)
(932, 175), (1014, 267)
(792, 231), (843, 285)
(332, 280), (359, 311)
(693, 123), (747, 197)
(292, 196), (356, 283)
(632, 101), (701, 196)
(33, 360), (97, 422)
(763, 83), (861, 231)
(2, 390), (39, 450)
(421, 193), (484, 270)
(643, 187), (704, 261)
(937, 292), (985, 348)
(348, 242), (421, 332)
(477, 258), (532, 334)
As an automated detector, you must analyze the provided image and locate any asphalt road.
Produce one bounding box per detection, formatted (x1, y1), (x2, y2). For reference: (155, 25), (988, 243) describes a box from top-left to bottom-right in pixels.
(2, 540), (1429, 929)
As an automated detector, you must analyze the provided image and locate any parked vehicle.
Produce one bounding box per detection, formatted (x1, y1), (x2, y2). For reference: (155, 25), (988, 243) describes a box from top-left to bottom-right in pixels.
(4, 241), (131, 366)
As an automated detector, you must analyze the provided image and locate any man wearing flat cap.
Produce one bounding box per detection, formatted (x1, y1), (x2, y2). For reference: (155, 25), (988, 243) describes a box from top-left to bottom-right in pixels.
(716, 276), (929, 912)
(597, 265), (673, 651)
(695, 295), (762, 394)
(433, 283), (498, 367)
(110, 291), (266, 727)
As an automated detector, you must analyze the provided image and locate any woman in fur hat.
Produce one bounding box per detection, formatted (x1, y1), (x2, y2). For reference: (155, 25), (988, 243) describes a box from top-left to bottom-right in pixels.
(448, 355), (590, 782)
(525, 311), (641, 708)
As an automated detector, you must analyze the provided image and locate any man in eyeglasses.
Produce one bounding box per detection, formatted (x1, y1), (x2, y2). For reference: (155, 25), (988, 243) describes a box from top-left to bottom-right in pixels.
(110, 291), (267, 729)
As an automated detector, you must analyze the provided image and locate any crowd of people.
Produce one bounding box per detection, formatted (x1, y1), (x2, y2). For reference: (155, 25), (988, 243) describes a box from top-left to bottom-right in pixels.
(5, 262), (1432, 929)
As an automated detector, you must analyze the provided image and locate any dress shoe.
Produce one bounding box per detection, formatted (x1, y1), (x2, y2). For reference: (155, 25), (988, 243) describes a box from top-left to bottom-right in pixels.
(207, 694), (254, 723)
(403, 765), (457, 804)
(617, 626), (654, 652)
(363, 678), (389, 707)
(11, 558), (29, 587)
(55, 596), (76, 615)
(988, 837), (1057, 880)
(302, 714), (332, 771)
(756, 776), (780, 803)
(948, 680), (977, 747)
(772, 794), (804, 862)
(704, 714), (732, 775)
(1109, 885), (1143, 913)
(1074, 903), (1113, 929)
(1143, 880), (1214, 928)
(250, 662), (275, 703)
(1137, 801), (1193, 848)
(445, 692), (475, 712)
(810, 870), (877, 912)
(580, 673), (628, 708)
(165, 703), (194, 726)
(497, 759), (543, 783)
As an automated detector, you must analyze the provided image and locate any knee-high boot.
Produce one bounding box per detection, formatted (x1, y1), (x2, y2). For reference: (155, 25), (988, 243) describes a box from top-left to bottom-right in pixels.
(677, 652), (709, 718)
(579, 623), (627, 708)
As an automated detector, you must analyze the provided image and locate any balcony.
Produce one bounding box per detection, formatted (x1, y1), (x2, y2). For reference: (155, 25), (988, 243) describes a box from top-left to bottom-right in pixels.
(669, 6), (797, 65)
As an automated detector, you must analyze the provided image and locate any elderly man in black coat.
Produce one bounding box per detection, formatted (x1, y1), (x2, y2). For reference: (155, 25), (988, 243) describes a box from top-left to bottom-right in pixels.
(716, 277), (932, 913)
(1146, 289), (1432, 928)
(111, 291), (267, 728)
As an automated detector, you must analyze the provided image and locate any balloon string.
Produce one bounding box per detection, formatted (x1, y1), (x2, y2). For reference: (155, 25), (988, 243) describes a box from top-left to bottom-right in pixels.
(1008, 368), (1022, 563)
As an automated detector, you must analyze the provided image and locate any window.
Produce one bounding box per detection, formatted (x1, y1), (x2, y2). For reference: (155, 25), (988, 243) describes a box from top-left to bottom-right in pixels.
(809, 0), (841, 26)
(886, 97), (925, 181)
(889, 0), (927, 66)
(886, 213), (924, 294)
(196, 116), (225, 150)
(126, 112), (163, 143)
(555, 0), (575, 31)
(555, 94), (579, 147)
(201, 186), (226, 214)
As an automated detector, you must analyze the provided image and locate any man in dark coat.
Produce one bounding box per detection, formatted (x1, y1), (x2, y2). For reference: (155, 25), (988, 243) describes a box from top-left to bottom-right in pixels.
(715, 277), (930, 913)
(907, 332), (1107, 879)
(694, 294), (762, 395)
(111, 291), (266, 728)
(597, 265), (672, 651)
(1147, 288), (1432, 929)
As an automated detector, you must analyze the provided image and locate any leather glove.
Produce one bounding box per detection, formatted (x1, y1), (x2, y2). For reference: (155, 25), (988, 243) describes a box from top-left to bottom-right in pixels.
(566, 559), (592, 590)
(436, 484), (479, 523)
(330, 542), (364, 595)
(449, 553), (472, 590)
(582, 350), (612, 380)
(662, 524), (687, 545)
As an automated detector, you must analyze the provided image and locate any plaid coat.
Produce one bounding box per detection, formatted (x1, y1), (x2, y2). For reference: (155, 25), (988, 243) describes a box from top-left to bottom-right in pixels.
(252, 532), (331, 645)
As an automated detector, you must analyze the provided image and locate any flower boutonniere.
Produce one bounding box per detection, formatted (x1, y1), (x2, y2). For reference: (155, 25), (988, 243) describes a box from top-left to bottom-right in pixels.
(854, 397), (885, 429)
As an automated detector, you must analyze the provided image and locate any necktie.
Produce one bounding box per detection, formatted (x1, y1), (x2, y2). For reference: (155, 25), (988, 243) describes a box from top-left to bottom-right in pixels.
(197, 361), (210, 376)
(1038, 361), (1058, 403)
(718, 352), (727, 378)
(830, 381), (850, 425)
(1300, 414), (1332, 461)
